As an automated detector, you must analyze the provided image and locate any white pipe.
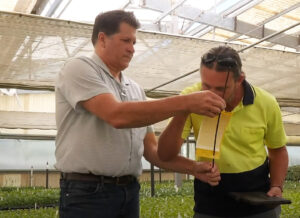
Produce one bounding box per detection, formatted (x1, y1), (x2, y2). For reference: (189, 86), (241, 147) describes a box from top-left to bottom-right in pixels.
(287, 136), (300, 145)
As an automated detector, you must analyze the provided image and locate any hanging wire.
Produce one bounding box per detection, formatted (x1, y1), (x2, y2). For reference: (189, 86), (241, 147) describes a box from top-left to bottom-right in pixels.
(212, 69), (230, 167)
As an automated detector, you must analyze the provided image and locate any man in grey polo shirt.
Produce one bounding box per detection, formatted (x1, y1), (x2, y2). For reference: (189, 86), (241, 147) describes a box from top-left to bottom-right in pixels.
(55, 10), (225, 218)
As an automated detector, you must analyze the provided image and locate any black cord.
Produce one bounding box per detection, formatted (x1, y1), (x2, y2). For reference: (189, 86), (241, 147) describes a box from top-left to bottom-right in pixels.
(212, 70), (230, 168)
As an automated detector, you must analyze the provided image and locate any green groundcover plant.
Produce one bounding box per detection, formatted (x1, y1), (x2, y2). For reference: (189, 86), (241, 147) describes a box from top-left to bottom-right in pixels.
(0, 180), (299, 218)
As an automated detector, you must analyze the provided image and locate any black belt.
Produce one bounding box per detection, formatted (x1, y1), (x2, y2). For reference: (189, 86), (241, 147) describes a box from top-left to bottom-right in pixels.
(61, 172), (136, 185)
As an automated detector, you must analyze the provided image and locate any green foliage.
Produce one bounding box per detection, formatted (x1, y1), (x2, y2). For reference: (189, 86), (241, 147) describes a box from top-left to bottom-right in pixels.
(140, 181), (194, 218)
(0, 180), (299, 218)
(286, 165), (300, 181)
(0, 208), (58, 218)
(140, 195), (194, 218)
(0, 187), (59, 209)
(281, 180), (300, 218)
(140, 180), (194, 198)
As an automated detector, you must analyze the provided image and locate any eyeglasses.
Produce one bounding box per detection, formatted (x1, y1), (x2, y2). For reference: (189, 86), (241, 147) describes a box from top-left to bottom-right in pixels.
(201, 53), (238, 68)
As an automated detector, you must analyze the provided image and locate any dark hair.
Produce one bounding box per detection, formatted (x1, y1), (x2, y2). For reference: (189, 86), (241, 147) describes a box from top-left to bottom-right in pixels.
(201, 46), (242, 80)
(91, 10), (140, 46)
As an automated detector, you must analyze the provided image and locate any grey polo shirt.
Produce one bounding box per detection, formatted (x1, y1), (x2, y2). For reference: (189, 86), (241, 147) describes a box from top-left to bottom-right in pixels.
(55, 53), (153, 177)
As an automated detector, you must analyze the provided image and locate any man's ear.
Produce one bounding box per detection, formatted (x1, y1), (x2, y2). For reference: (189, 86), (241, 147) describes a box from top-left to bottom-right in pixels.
(97, 32), (106, 48)
(237, 71), (246, 85)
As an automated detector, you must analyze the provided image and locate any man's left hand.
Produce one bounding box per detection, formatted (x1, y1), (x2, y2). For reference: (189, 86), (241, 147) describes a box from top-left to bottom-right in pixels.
(267, 186), (282, 197)
(193, 162), (221, 186)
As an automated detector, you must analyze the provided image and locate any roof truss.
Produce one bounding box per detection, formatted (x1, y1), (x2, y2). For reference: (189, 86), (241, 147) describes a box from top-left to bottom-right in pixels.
(140, 0), (300, 49)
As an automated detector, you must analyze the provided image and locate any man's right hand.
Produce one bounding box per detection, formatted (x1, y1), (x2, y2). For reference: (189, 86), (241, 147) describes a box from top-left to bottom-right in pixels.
(186, 90), (226, 117)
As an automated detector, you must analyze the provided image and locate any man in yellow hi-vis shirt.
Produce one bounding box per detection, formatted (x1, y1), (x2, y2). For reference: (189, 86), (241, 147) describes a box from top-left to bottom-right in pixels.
(158, 46), (288, 218)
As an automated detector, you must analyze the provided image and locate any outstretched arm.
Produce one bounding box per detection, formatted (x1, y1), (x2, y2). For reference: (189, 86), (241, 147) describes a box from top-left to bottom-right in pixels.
(157, 114), (189, 161)
(81, 90), (225, 128)
(144, 132), (220, 186)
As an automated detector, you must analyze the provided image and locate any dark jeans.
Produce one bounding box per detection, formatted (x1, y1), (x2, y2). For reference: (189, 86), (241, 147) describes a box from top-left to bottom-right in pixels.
(59, 178), (140, 218)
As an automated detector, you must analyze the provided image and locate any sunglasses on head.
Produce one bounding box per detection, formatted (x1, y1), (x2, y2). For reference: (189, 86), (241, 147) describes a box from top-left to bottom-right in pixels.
(201, 53), (238, 68)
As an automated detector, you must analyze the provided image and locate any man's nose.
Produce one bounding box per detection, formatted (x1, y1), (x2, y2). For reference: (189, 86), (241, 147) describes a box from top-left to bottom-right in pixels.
(210, 89), (223, 98)
(128, 43), (135, 53)
(203, 88), (222, 97)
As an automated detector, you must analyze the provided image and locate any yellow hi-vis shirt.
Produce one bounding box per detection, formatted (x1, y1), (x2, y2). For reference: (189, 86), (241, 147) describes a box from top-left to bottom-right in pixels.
(181, 80), (287, 173)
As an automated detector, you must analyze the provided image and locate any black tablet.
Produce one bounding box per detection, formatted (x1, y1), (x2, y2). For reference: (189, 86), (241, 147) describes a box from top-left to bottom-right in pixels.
(228, 192), (292, 206)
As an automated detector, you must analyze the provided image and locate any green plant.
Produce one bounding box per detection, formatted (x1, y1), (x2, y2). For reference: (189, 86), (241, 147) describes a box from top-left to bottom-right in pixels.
(281, 180), (300, 218)
(0, 187), (59, 209)
(0, 208), (58, 218)
(286, 165), (300, 181)
(0, 180), (299, 218)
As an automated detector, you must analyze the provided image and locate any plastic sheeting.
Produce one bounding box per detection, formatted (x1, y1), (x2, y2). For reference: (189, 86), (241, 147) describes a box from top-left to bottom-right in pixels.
(0, 11), (299, 99)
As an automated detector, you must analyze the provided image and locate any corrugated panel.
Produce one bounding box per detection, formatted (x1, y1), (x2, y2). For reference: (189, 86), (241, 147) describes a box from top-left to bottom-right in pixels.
(237, 7), (272, 25)
(286, 7), (300, 21)
(256, 0), (299, 13)
(257, 2), (300, 34)
(238, 0), (300, 29)
(213, 28), (236, 38)
(207, 29), (273, 47)
(265, 16), (299, 33)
